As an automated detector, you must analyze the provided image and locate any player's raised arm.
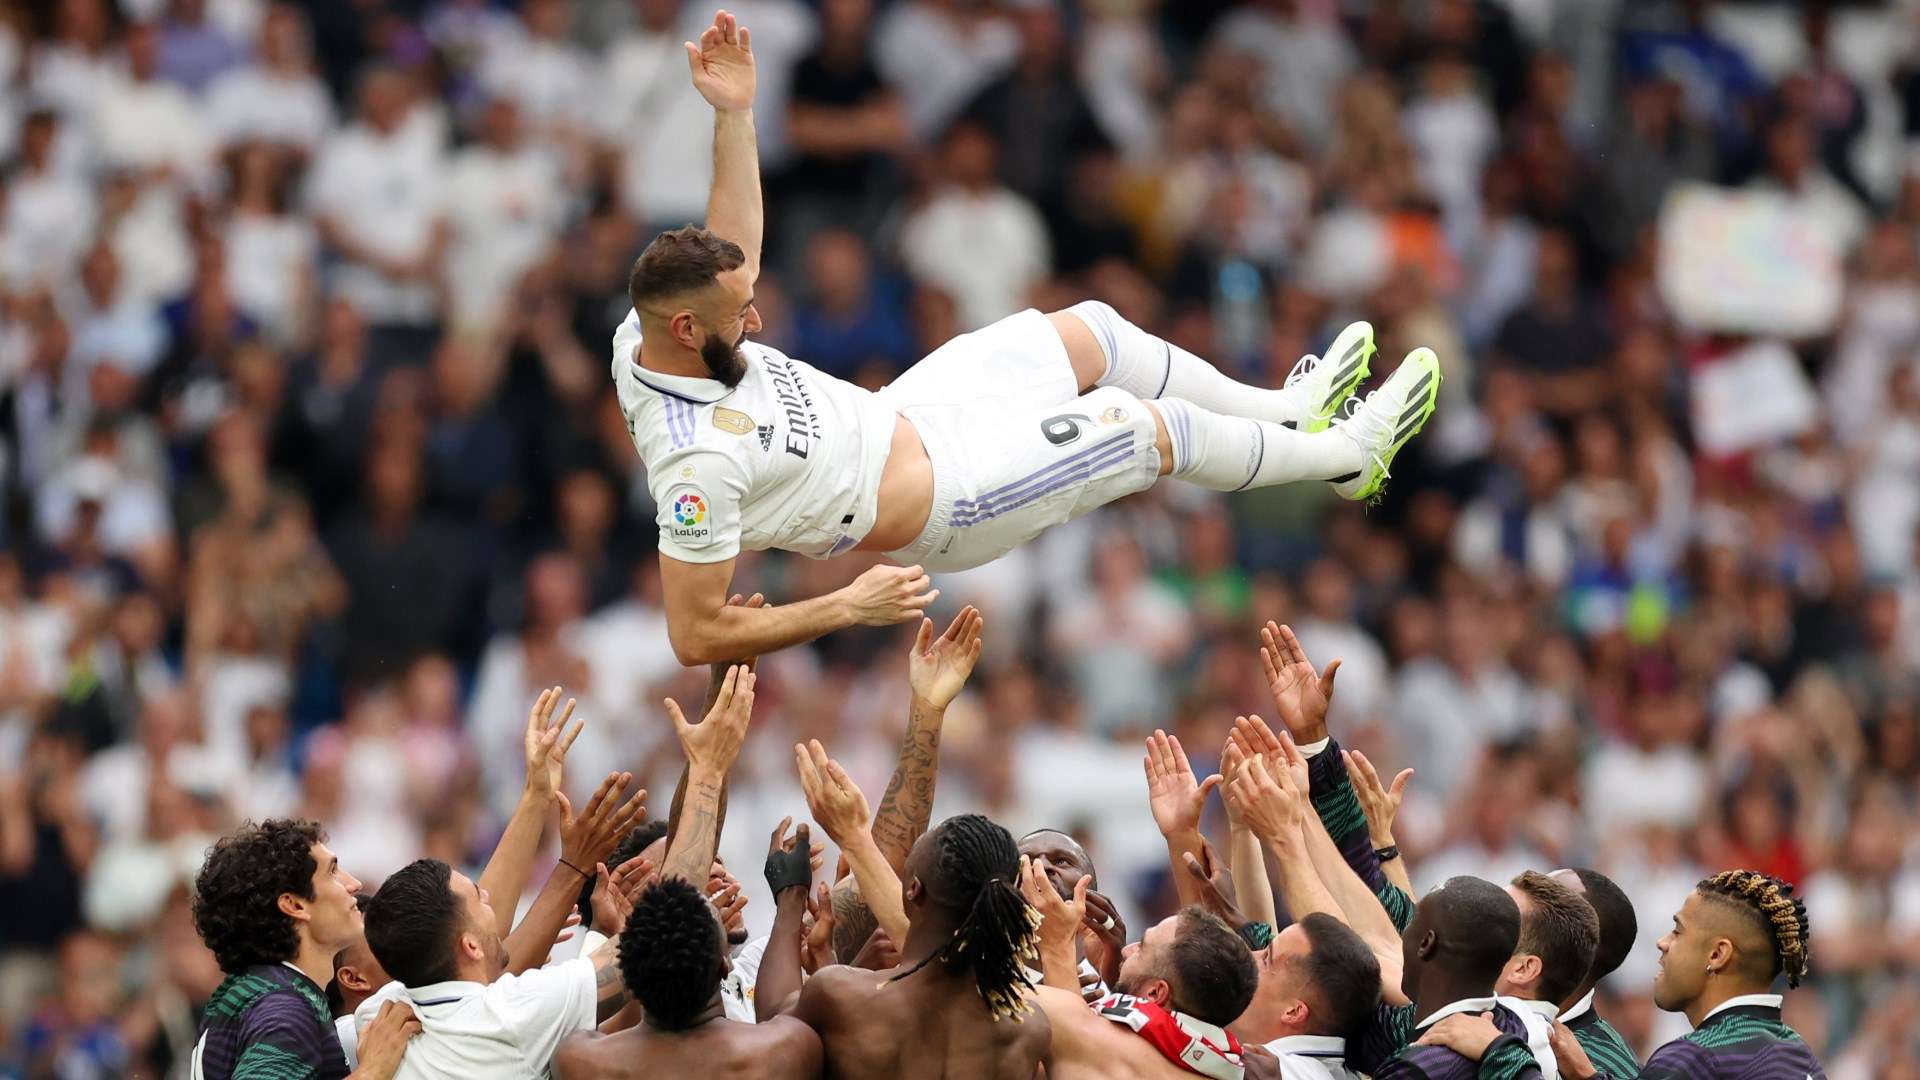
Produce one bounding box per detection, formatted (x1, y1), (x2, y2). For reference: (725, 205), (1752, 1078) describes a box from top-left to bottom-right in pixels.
(686, 9), (761, 280)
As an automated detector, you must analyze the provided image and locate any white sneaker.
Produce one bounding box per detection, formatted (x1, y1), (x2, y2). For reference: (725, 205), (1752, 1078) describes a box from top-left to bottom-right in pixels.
(1282, 320), (1374, 434)
(1329, 347), (1442, 502)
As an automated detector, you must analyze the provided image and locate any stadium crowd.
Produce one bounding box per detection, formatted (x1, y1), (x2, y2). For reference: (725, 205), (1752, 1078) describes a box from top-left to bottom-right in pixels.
(0, 0), (1918, 1075)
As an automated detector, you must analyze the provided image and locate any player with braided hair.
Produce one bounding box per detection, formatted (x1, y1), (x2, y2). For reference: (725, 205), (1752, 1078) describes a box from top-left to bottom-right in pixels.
(787, 813), (1052, 1079)
(1479, 869), (1826, 1080)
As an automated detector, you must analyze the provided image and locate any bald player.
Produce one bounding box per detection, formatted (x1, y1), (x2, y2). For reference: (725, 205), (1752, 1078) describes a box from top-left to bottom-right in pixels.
(786, 814), (1051, 1079)
(1544, 869), (1640, 1078)
(1020, 828), (1126, 995)
(1350, 876), (1545, 1079)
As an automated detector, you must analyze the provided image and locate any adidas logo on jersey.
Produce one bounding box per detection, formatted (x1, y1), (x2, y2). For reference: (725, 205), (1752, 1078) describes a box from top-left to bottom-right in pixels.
(757, 425), (774, 452)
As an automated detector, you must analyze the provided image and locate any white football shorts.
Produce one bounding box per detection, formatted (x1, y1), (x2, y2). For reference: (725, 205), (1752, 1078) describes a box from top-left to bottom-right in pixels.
(878, 309), (1163, 573)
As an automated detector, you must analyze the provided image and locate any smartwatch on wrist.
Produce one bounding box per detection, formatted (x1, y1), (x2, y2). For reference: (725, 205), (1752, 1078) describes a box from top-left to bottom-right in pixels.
(1374, 844), (1400, 863)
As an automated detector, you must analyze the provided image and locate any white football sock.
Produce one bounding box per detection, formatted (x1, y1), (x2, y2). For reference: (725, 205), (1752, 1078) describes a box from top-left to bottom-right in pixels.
(1154, 398), (1366, 491)
(1069, 300), (1313, 426)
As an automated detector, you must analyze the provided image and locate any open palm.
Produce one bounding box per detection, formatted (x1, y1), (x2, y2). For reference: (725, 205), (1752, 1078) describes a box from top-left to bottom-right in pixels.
(684, 10), (755, 112)
(908, 606), (983, 708)
(1144, 730), (1220, 838)
(1259, 622), (1340, 742)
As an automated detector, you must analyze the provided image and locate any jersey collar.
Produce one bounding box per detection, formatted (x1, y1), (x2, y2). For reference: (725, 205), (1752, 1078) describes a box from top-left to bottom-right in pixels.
(628, 360), (736, 405)
(1264, 1034), (1347, 1059)
(1559, 988), (1597, 1025)
(1699, 993), (1783, 1024)
(1414, 995), (1499, 1032)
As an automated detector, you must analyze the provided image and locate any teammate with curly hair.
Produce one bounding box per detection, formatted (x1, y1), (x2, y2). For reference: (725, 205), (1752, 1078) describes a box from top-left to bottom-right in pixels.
(188, 818), (419, 1080)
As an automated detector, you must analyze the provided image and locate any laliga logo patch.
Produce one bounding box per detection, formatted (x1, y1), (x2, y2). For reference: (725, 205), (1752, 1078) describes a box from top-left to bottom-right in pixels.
(668, 488), (712, 545)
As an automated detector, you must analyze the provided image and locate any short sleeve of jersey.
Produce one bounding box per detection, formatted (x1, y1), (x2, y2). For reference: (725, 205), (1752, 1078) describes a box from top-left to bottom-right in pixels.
(484, 956), (597, 1070)
(652, 450), (748, 564)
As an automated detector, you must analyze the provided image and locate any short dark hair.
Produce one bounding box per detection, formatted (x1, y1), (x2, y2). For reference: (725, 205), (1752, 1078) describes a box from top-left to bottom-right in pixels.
(1295, 913), (1382, 1038)
(365, 859), (464, 988)
(628, 227), (745, 310)
(1428, 876), (1521, 986)
(1511, 871), (1600, 1006)
(192, 818), (324, 974)
(577, 819), (669, 928)
(1567, 868), (1638, 984)
(1167, 907), (1259, 1027)
(620, 877), (726, 1030)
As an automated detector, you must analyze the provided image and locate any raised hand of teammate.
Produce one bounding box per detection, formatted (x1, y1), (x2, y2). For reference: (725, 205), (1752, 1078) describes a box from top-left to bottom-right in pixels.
(845, 563), (940, 627)
(907, 605), (983, 709)
(1143, 729), (1222, 840)
(795, 739), (873, 842)
(666, 664), (756, 776)
(523, 686), (584, 804)
(1079, 890), (1126, 991)
(1224, 754), (1304, 849)
(556, 772), (649, 874)
(1180, 840), (1251, 933)
(1343, 748), (1412, 851)
(1258, 621), (1340, 744)
(1020, 855), (1088, 951)
(684, 8), (755, 113)
(590, 853), (654, 938)
(800, 882), (834, 972)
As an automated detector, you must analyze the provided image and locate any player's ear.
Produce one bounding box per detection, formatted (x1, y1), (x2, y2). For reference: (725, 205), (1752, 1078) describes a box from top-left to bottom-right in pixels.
(669, 308), (700, 350)
(1416, 929), (1438, 961)
(1141, 977), (1173, 1008)
(338, 965), (372, 993)
(1509, 953), (1541, 988)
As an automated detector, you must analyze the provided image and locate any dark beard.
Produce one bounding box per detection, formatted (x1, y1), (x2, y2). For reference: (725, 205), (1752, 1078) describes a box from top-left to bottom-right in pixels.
(702, 333), (748, 387)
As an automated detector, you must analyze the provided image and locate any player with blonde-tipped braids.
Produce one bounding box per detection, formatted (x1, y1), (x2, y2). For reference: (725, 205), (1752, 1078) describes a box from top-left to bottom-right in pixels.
(1422, 869), (1825, 1079)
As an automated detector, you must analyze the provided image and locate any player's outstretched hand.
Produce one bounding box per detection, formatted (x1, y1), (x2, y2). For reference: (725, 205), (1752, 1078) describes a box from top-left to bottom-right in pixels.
(684, 9), (755, 112)
(523, 687), (583, 803)
(845, 563), (939, 626)
(1224, 755), (1302, 848)
(1020, 855), (1087, 951)
(1344, 749), (1412, 850)
(1259, 622), (1340, 744)
(908, 605), (983, 708)
(666, 665), (756, 776)
(795, 739), (872, 843)
(1143, 729), (1221, 840)
(556, 772), (649, 870)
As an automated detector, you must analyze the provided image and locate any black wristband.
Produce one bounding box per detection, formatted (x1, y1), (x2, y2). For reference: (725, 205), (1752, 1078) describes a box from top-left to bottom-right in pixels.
(1374, 845), (1400, 863)
(764, 844), (811, 896)
(558, 857), (590, 877)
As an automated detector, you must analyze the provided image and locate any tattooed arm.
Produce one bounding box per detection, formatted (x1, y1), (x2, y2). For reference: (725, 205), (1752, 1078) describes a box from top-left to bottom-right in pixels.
(871, 608), (982, 873)
(661, 667), (756, 885)
(666, 595), (765, 846)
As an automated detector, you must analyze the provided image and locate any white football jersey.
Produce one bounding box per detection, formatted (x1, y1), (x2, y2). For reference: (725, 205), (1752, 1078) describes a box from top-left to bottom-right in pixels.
(611, 310), (898, 564)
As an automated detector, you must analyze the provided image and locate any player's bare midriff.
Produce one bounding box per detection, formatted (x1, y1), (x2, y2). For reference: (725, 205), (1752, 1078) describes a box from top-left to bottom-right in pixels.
(856, 413), (936, 553)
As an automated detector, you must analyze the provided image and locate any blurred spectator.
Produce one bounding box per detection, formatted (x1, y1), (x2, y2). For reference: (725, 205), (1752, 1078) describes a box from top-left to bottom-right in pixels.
(601, 0), (719, 230)
(0, 111), (95, 293)
(156, 0), (246, 95)
(1208, 0), (1355, 153)
(789, 228), (913, 380)
(442, 97), (566, 334)
(782, 0), (907, 250)
(874, 0), (1016, 141)
(203, 4), (336, 155)
(93, 21), (215, 183)
(307, 65), (447, 341)
(899, 121), (1049, 330)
